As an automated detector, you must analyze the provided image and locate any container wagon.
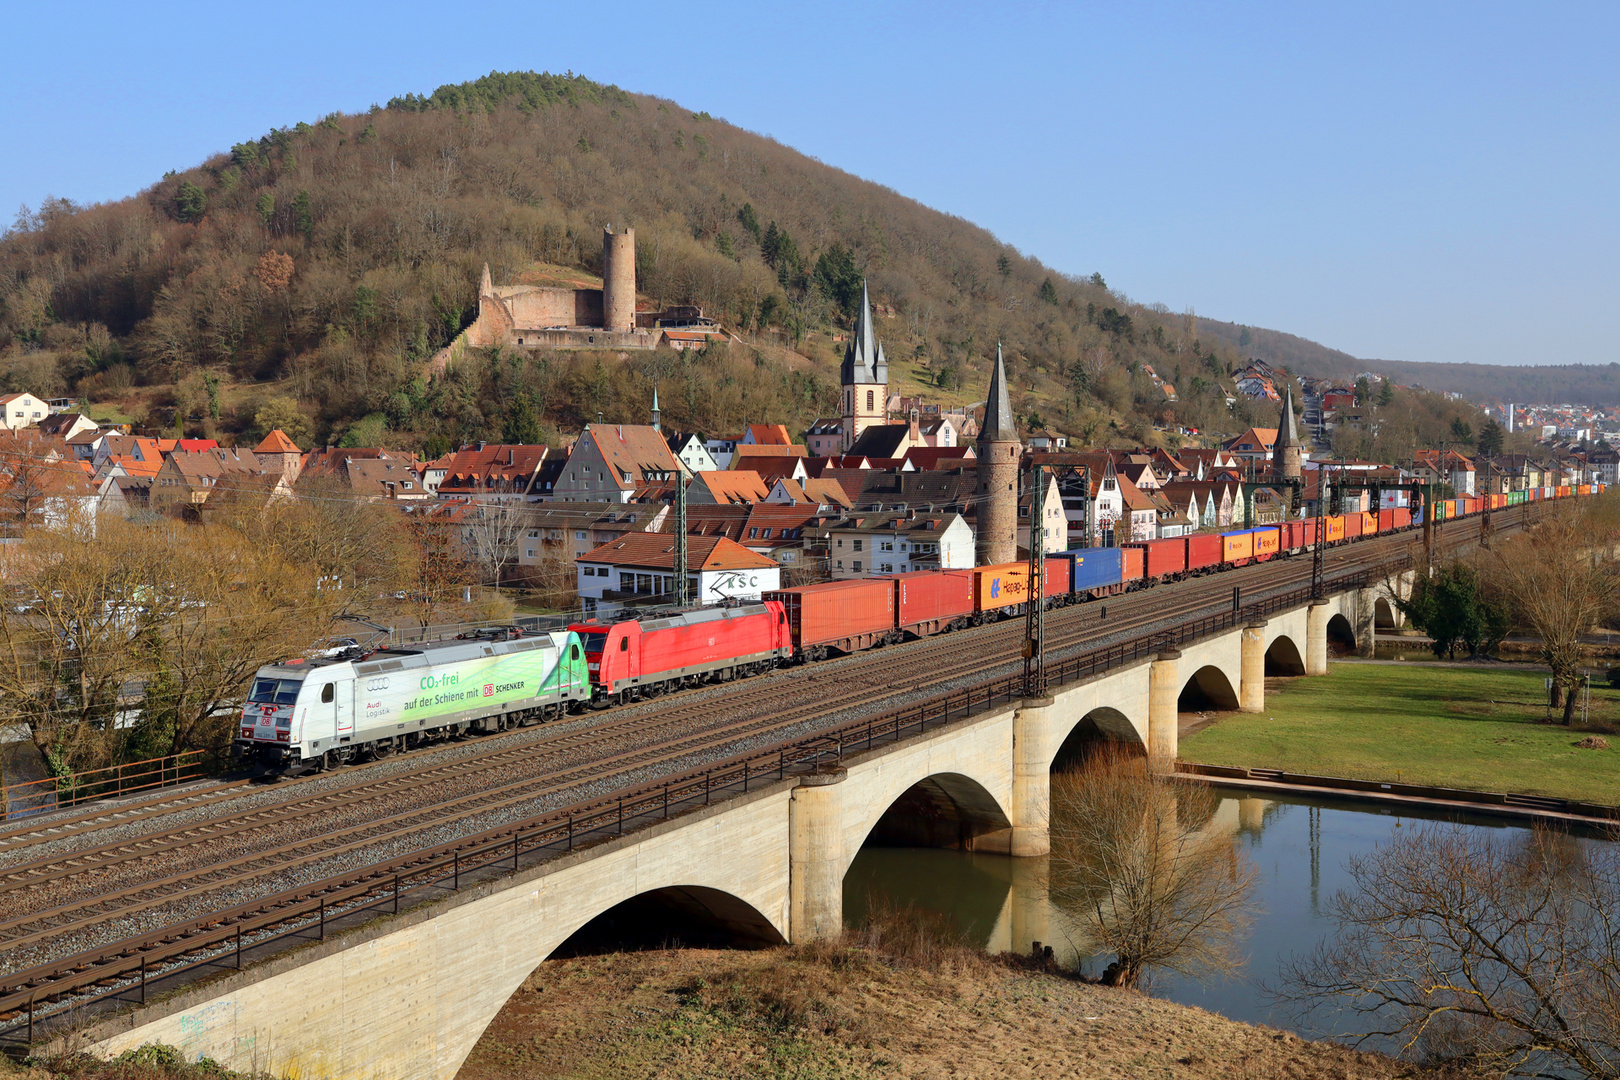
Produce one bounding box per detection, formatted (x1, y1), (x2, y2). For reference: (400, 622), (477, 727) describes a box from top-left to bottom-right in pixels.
(237, 630), (590, 771)
(1060, 547), (1126, 599)
(1221, 530), (1255, 566)
(1279, 520), (1310, 552)
(893, 570), (975, 637)
(1124, 538), (1187, 582)
(1185, 533), (1223, 574)
(572, 603), (790, 703)
(765, 580), (895, 660)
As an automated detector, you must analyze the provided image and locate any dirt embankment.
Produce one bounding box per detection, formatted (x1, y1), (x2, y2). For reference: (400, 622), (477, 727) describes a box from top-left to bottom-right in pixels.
(459, 945), (1454, 1080)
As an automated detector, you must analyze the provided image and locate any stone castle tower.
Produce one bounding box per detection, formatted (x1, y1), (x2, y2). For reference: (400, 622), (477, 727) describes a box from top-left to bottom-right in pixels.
(1272, 384), (1303, 482)
(602, 226), (636, 332)
(840, 280), (888, 452)
(975, 343), (1021, 567)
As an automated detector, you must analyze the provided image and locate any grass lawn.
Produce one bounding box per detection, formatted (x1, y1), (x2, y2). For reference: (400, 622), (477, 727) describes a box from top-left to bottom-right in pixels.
(1180, 662), (1620, 805)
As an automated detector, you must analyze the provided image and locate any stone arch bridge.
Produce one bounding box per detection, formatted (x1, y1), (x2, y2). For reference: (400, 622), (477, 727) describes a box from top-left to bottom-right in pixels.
(81, 580), (1405, 1078)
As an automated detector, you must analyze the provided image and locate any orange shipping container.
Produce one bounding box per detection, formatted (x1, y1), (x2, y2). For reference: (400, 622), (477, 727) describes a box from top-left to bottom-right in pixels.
(973, 563), (1032, 612)
(1360, 511), (1378, 535)
(1222, 532), (1255, 562)
(1254, 528), (1281, 557)
(1324, 515), (1346, 542)
(1121, 545), (1145, 582)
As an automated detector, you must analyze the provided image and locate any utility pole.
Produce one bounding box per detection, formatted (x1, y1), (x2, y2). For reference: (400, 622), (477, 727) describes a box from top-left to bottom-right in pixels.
(1023, 463), (1046, 698)
(674, 469), (689, 606)
(1481, 451), (1493, 548)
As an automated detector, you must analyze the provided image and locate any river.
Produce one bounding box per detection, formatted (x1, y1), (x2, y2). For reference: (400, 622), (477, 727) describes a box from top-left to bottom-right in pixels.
(844, 787), (1592, 1041)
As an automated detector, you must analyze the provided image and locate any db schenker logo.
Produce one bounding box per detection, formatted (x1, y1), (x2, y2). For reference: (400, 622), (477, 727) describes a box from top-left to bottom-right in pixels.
(483, 684), (494, 697)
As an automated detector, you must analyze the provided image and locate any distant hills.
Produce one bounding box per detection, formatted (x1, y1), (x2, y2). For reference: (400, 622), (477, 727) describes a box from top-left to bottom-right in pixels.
(1198, 317), (1620, 407)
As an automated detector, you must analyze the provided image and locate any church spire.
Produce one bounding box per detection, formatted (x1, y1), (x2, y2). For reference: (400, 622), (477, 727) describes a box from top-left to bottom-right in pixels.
(651, 385), (661, 432)
(1276, 384), (1299, 448)
(1272, 384), (1303, 482)
(840, 279), (887, 386)
(979, 342), (1017, 444)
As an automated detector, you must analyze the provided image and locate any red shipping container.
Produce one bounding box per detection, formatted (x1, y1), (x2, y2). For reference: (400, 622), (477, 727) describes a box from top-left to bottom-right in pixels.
(1120, 545), (1145, 583)
(892, 570), (974, 629)
(1043, 556), (1070, 599)
(1280, 520), (1309, 550)
(1125, 539), (1186, 579)
(1185, 533), (1223, 571)
(1376, 509), (1395, 532)
(1343, 513), (1364, 539)
(1393, 507), (1412, 529)
(764, 579), (894, 650)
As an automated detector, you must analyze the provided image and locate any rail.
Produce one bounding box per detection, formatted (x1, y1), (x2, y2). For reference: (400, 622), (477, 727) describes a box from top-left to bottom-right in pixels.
(0, 566), (1375, 1030)
(1, 751), (206, 821)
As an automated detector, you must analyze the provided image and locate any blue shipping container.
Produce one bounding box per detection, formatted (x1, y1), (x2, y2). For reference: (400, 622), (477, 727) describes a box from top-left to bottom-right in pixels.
(1060, 547), (1125, 596)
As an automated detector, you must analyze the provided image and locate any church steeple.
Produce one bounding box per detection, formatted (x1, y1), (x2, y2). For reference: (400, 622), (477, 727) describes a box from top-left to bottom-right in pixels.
(839, 279), (888, 452)
(650, 385), (661, 432)
(975, 342), (1022, 566)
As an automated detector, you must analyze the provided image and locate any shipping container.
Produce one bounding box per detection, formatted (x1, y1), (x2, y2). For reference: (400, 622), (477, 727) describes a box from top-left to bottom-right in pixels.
(1253, 527), (1281, 558)
(1063, 547), (1125, 597)
(764, 579), (894, 656)
(892, 570), (974, 632)
(1393, 506), (1412, 529)
(973, 562), (1034, 613)
(1358, 511), (1378, 536)
(1343, 512), (1364, 540)
(1559, 485), (1571, 498)
(1185, 533), (1224, 572)
(1121, 545), (1145, 583)
(1042, 556), (1071, 600)
(1124, 538), (1187, 580)
(1221, 531), (1255, 564)
(1323, 515), (1346, 542)
(1280, 519), (1310, 551)
(1376, 509), (1396, 533)
(1580, 484), (1593, 496)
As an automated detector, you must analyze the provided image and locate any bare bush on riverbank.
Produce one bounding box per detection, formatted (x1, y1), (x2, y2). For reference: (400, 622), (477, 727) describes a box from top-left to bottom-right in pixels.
(1048, 747), (1258, 989)
(1278, 822), (1620, 1079)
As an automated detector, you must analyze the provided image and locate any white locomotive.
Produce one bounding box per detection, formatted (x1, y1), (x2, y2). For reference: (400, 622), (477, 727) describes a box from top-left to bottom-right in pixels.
(236, 628), (589, 771)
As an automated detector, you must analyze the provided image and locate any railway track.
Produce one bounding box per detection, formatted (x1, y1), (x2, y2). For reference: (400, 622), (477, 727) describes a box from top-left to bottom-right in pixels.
(0, 509), (1516, 1026)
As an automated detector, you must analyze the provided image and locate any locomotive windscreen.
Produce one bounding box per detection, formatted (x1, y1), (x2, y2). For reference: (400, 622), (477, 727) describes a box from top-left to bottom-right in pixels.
(249, 678), (302, 705)
(581, 632), (608, 653)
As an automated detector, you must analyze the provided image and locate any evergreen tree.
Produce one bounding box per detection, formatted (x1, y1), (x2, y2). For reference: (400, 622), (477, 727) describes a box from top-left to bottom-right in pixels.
(1039, 277), (1059, 305)
(175, 182), (208, 224)
(1477, 419), (1505, 457)
(813, 243), (863, 319)
(292, 190), (313, 242)
(255, 192), (274, 229)
(1397, 561), (1509, 659)
(1450, 417), (1475, 444)
(736, 202), (760, 242)
(1377, 379), (1395, 407)
(1355, 376), (1371, 405)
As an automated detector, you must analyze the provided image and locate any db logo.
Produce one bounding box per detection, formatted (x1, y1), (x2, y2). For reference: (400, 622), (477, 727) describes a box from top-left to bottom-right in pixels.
(483, 684), (495, 697)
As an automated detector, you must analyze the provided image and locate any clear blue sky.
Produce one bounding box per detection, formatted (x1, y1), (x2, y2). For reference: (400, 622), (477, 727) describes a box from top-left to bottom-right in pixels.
(3, 0), (1614, 367)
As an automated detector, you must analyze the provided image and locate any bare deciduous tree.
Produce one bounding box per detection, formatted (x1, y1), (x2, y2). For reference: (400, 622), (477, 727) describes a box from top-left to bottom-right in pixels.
(1048, 747), (1258, 989)
(464, 502), (526, 593)
(1278, 823), (1620, 1079)
(1491, 500), (1620, 723)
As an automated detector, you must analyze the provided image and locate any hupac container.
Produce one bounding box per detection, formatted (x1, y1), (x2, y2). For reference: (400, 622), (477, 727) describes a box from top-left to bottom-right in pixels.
(764, 579), (893, 650)
(1323, 515), (1346, 542)
(1221, 531), (1254, 563)
(892, 570), (974, 630)
(1252, 527), (1281, 558)
(1359, 511), (1378, 535)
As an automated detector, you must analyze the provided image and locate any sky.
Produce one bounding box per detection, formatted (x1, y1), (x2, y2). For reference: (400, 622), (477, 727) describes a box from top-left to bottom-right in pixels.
(2, 0), (1614, 368)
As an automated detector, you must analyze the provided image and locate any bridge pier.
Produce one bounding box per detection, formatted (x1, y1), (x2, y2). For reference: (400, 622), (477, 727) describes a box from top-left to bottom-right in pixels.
(1240, 622), (1266, 713)
(1354, 588), (1378, 659)
(1009, 698), (1053, 856)
(1149, 650), (1180, 762)
(1306, 603), (1330, 675)
(789, 770), (846, 942)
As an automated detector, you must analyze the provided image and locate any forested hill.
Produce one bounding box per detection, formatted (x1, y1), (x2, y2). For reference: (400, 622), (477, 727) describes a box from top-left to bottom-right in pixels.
(1194, 318), (1364, 380)
(0, 71), (1457, 449)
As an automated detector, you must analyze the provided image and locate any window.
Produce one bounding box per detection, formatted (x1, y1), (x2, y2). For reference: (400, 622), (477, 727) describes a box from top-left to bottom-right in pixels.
(571, 644), (580, 661)
(526, 548), (535, 558)
(880, 541), (893, 551)
(760, 528), (772, 538)
(321, 683), (335, 704)
(853, 539), (863, 551)
(853, 560), (863, 573)
(881, 563), (892, 573)
(619, 637), (629, 652)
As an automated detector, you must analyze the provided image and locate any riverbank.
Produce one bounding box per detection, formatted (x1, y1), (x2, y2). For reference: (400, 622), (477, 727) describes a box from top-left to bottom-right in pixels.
(454, 945), (1453, 1080)
(1180, 662), (1620, 804)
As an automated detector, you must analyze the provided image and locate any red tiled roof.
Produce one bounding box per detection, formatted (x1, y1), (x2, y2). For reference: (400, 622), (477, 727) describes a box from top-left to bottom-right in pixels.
(254, 430), (302, 454)
(579, 533), (776, 572)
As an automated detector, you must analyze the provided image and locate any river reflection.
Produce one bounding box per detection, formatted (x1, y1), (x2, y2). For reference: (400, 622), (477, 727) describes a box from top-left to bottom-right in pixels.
(844, 787), (1565, 1038)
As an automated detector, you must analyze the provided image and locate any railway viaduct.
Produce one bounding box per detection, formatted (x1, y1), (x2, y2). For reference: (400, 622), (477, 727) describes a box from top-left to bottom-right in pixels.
(77, 581), (1401, 1079)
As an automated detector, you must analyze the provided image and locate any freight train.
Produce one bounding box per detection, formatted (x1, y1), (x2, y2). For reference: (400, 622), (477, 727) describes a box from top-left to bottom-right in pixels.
(238, 484), (1600, 763)
(235, 627), (590, 771)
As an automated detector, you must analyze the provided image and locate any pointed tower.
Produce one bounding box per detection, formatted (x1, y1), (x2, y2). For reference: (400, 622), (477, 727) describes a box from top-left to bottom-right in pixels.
(650, 385), (661, 432)
(840, 280), (889, 452)
(1272, 385), (1303, 482)
(975, 343), (1021, 566)
(479, 263), (494, 299)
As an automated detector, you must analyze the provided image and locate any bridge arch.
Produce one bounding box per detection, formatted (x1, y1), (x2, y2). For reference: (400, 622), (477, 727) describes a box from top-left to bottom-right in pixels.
(550, 884), (784, 957)
(848, 771), (1012, 871)
(1050, 706), (1145, 771)
(1374, 596), (1398, 629)
(1179, 664), (1239, 711)
(1327, 612), (1357, 654)
(1265, 634), (1306, 676)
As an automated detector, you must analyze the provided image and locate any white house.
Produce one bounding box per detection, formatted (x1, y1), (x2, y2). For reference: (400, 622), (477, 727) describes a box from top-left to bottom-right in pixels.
(1017, 471), (1071, 552)
(823, 511), (974, 578)
(0, 392), (49, 431)
(575, 533), (780, 615)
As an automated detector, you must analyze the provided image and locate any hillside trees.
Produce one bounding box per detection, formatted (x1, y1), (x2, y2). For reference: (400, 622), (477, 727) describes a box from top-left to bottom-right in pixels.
(0, 70), (1270, 448)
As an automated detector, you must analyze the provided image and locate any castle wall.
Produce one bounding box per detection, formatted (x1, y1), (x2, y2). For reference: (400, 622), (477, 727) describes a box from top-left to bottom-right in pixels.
(504, 288), (603, 330)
